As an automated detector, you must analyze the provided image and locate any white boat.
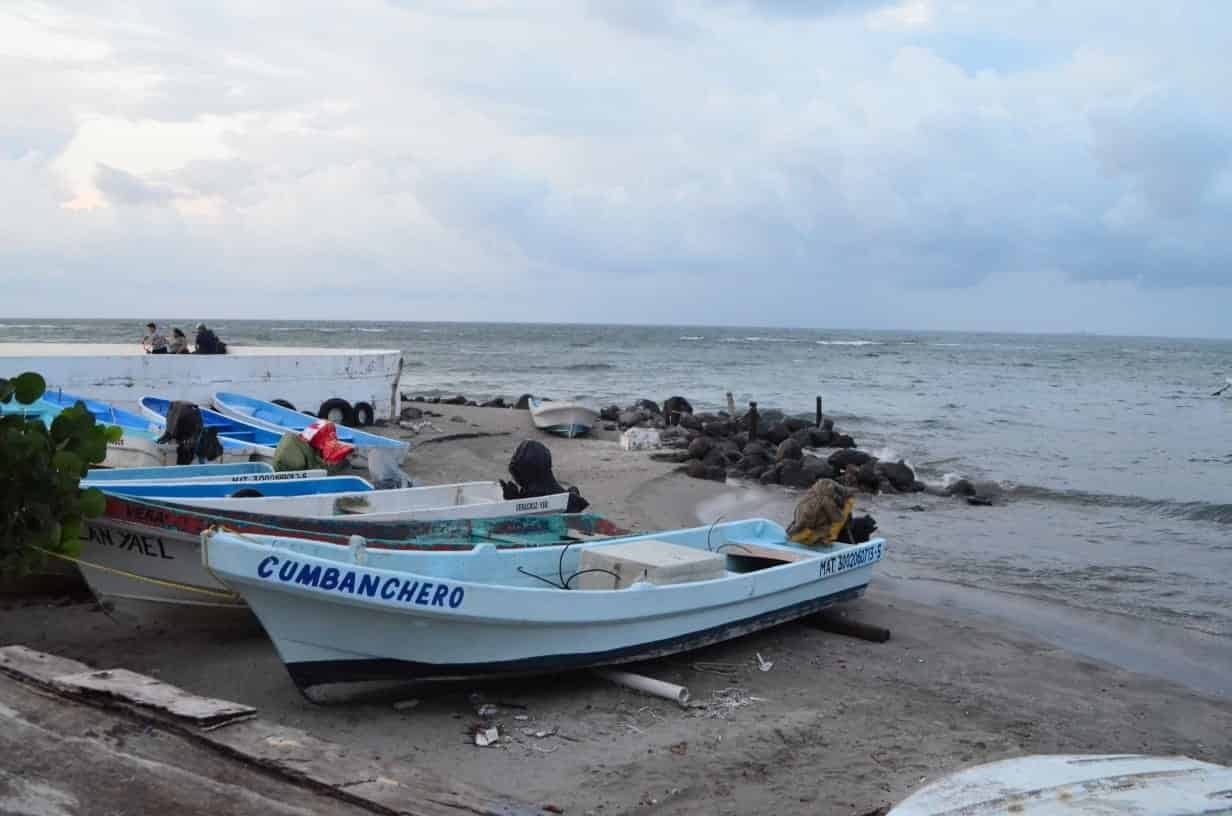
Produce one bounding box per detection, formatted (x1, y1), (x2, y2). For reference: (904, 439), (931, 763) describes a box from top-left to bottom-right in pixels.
(144, 481), (570, 523)
(202, 519), (885, 690)
(73, 483), (576, 616)
(529, 398), (599, 438)
(0, 343), (405, 425)
(889, 753), (1232, 815)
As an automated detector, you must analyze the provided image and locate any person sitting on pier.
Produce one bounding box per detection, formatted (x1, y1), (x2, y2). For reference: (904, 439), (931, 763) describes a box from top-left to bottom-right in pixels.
(141, 322), (168, 354)
(169, 328), (190, 354)
(193, 323), (228, 354)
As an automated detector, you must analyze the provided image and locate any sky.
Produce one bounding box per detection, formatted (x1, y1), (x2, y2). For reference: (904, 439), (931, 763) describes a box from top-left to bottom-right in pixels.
(2, 1), (1230, 337)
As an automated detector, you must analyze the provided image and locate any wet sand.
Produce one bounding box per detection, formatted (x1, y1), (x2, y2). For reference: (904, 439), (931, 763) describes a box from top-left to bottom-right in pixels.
(3, 404), (1230, 814)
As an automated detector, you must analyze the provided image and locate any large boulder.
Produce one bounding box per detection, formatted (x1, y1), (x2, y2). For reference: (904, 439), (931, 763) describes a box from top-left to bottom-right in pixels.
(828, 449), (873, 470)
(742, 440), (771, 460)
(799, 455), (834, 483)
(754, 408), (786, 435)
(790, 428), (815, 449)
(442, 395), (468, 405)
(514, 394), (534, 410)
(599, 404), (621, 422)
(759, 464), (782, 485)
(702, 448), (728, 470)
(783, 417), (810, 433)
(776, 438), (804, 462)
(686, 460), (708, 480)
(662, 396), (693, 425)
(808, 427), (832, 447)
(687, 436), (713, 460)
(945, 478), (976, 497)
(480, 397), (507, 408)
(822, 416), (835, 432)
(777, 459), (805, 488)
(619, 409), (649, 428)
(857, 460), (881, 492)
(678, 412), (703, 431)
(703, 419), (737, 438)
(704, 465), (728, 482)
(659, 426), (691, 449)
(763, 422), (790, 446)
(831, 433), (856, 449)
(633, 399), (661, 415)
(876, 460), (916, 492)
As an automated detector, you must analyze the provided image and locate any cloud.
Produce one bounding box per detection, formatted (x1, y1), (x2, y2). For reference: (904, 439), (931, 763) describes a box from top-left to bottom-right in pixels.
(0, 0), (1230, 336)
(94, 163), (176, 205)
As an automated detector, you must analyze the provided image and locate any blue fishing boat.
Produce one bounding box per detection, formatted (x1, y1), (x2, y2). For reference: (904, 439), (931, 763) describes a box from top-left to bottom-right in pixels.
(39, 390), (264, 467)
(202, 519), (886, 690)
(97, 475), (373, 499)
(0, 396), (62, 426)
(83, 462), (327, 487)
(5, 389), (177, 468)
(140, 395), (285, 460)
(212, 392), (407, 454)
(85, 462), (274, 482)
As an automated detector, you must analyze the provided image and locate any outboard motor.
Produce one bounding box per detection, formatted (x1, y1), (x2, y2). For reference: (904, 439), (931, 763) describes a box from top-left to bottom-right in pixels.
(501, 440), (590, 513)
(155, 401), (206, 465)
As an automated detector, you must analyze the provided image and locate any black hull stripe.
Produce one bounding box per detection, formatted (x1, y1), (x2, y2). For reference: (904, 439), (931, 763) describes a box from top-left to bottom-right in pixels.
(285, 584), (867, 689)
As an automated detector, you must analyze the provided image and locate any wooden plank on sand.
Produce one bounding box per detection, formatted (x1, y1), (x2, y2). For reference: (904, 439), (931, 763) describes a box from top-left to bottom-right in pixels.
(52, 668), (257, 730)
(1, 645), (540, 816)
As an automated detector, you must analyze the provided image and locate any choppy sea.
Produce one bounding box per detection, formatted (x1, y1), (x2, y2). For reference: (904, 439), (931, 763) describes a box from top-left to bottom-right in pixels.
(4, 320), (1230, 676)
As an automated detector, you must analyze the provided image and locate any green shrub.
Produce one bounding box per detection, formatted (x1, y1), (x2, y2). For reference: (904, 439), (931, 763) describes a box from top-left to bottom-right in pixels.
(1, 372), (120, 575)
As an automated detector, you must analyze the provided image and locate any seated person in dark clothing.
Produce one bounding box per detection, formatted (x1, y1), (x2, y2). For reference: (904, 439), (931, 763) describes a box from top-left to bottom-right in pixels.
(169, 328), (190, 354)
(193, 323), (227, 354)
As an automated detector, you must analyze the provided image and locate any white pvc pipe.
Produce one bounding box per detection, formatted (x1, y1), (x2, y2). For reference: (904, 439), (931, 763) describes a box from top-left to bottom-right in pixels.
(597, 670), (690, 706)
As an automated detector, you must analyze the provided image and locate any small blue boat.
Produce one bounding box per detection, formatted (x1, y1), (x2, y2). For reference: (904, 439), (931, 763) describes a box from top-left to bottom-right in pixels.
(0, 396), (62, 426)
(140, 395), (285, 459)
(85, 462), (273, 482)
(212, 392), (407, 453)
(98, 475), (372, 499)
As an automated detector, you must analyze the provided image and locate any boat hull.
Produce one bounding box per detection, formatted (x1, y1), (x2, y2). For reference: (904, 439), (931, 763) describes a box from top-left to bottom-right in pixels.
(204, 524), (884, 689)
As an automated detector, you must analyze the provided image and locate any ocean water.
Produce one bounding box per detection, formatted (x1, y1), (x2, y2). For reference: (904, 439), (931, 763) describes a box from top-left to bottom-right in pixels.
(4, 319), (1230, 648)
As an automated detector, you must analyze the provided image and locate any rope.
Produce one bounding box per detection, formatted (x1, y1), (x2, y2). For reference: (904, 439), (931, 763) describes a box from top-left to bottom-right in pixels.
(28, 543), (241, 601)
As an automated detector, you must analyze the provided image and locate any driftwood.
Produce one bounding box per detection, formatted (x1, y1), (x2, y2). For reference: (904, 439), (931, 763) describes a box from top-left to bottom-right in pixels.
(802, 612), (891, 643)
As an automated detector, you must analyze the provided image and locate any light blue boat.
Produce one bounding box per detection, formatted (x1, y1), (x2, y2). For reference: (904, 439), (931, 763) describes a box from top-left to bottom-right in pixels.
(85, 462), (273, 482)
(5, 389), (184, 467)
(212, 392), (407, 453)
(140, 395), (285, 459)
(81, 461), (326, 487)
(36, 390), (264, 466)
(99, 475), (373, 499)
(0, 396), (62, 426)
(202, 519), (886, 691)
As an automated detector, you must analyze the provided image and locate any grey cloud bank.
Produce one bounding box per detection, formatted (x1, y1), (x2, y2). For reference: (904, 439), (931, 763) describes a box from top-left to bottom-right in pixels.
(1, 1), (1229, 336)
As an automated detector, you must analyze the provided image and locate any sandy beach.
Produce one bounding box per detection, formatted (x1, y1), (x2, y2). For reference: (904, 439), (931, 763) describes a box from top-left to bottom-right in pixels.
(3, 403), (1230, 815)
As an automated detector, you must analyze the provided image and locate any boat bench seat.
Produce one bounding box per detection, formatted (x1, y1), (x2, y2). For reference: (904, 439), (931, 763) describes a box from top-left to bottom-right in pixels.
(718, 535), (814, 563)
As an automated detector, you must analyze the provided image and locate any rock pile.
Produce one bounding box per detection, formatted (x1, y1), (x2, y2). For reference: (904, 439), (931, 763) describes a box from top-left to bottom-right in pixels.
(653, 407), (925, 493)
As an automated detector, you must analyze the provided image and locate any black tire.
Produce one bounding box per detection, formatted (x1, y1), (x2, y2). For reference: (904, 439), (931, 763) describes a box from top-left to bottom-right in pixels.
(353, 402), (375, 427)
(318, 398), (356, 427)
(272, 399), (296, 411)
(230, 488), (263, 498)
